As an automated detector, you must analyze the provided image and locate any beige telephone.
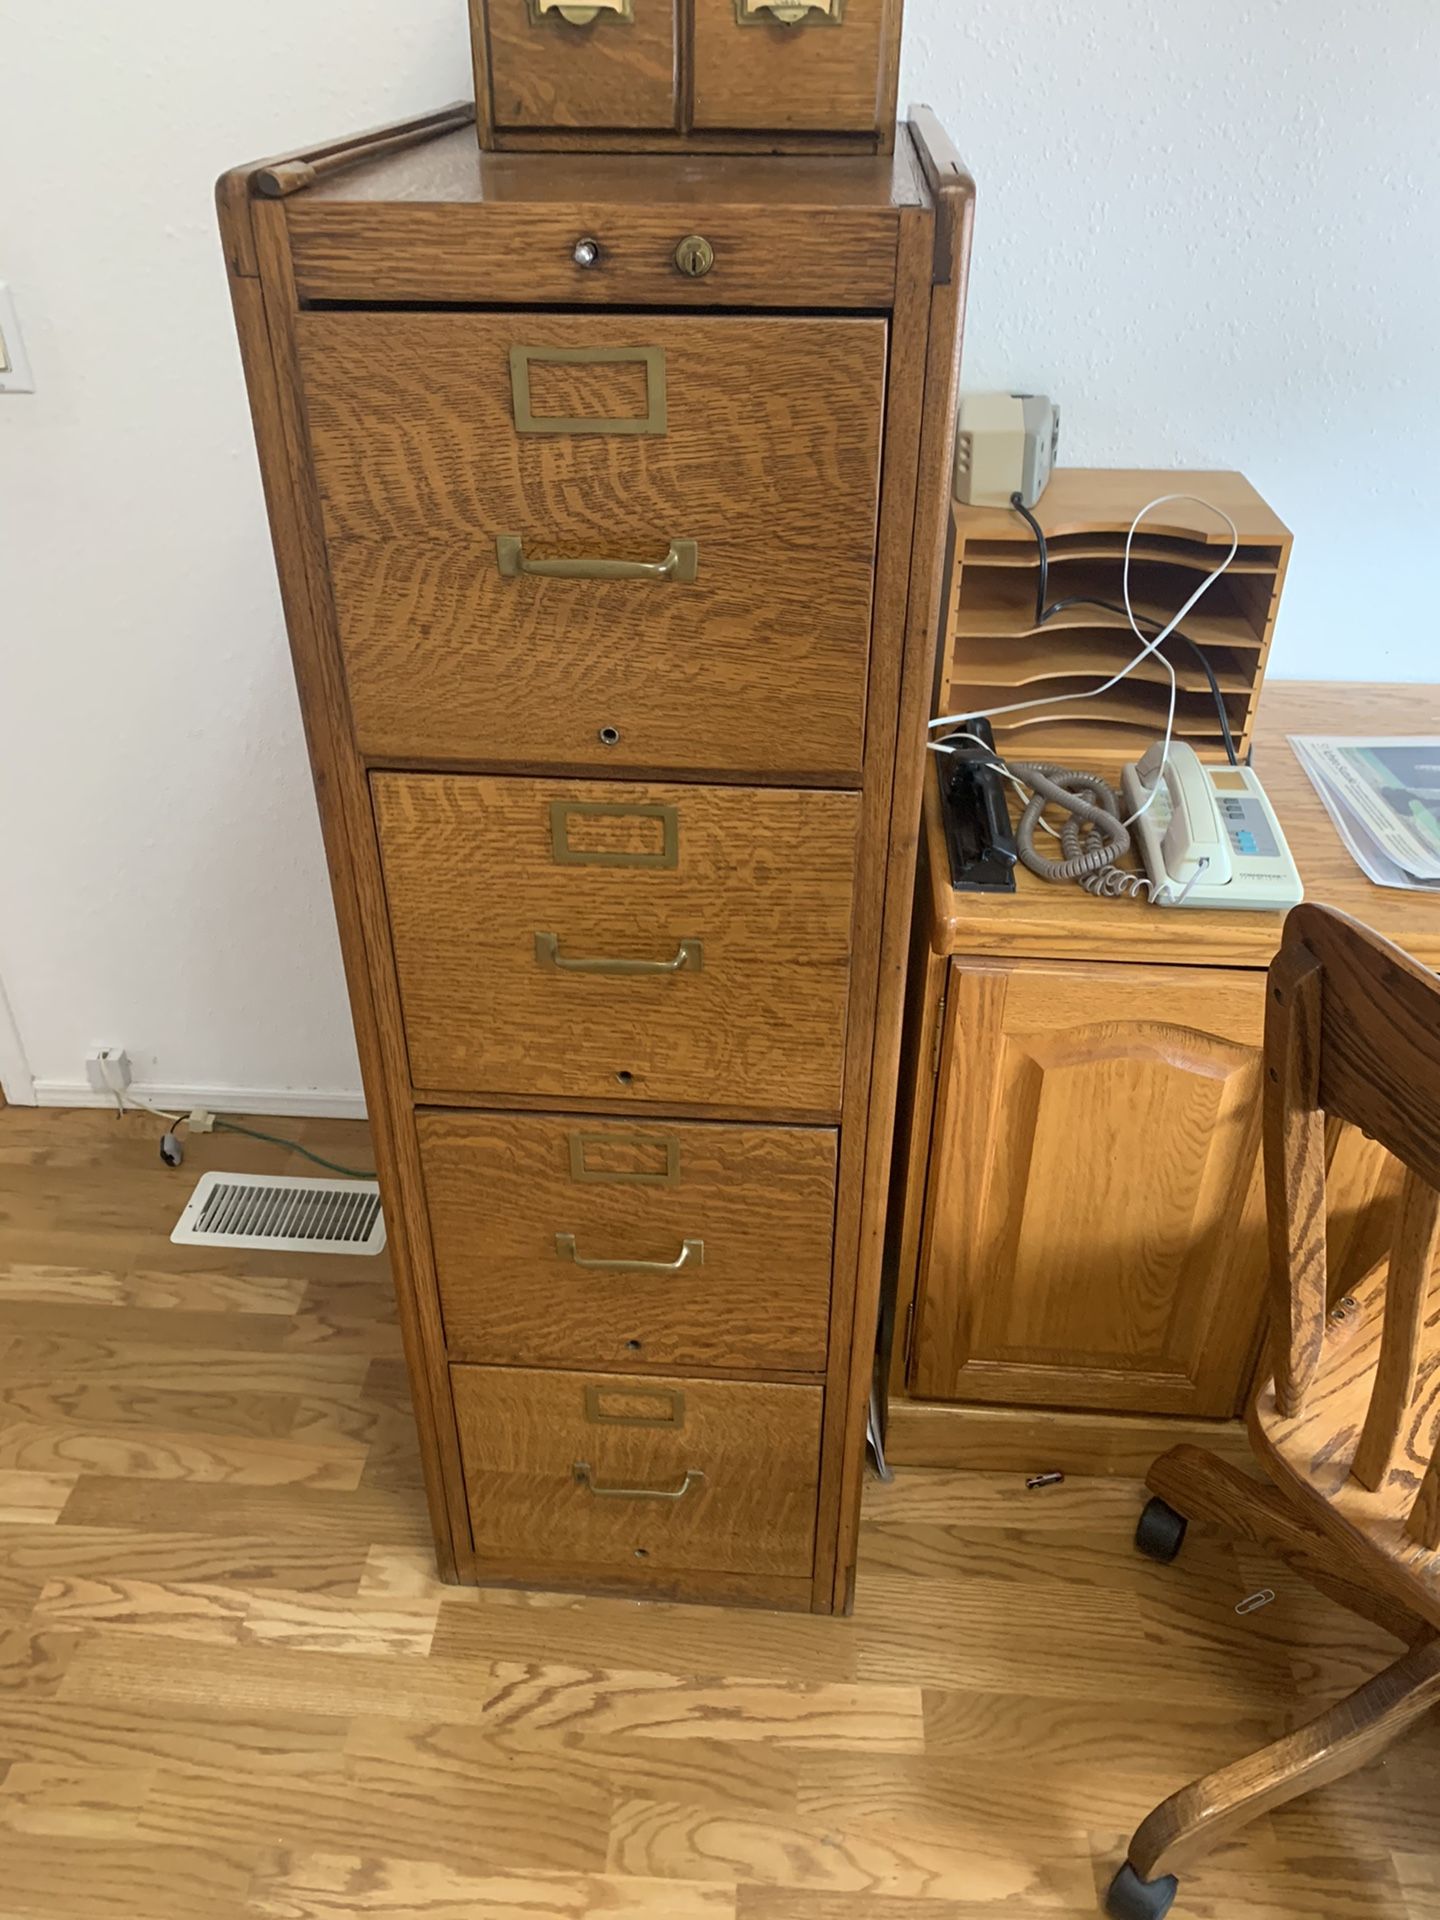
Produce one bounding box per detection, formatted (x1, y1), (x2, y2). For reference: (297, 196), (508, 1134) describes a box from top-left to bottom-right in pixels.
(1120, 743), (1304, 911)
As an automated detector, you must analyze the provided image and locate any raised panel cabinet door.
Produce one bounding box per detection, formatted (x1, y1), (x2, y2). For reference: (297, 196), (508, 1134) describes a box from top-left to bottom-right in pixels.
(373, 773), (860, 1115)
(295, 310), (888, 782)
(911, 960), (1270, 1417)
(420, 1110), (838, 1373)
(483, 0), (680, 133)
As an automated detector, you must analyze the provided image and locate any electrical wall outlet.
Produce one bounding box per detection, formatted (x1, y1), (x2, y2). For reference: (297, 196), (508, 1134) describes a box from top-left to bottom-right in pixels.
(85, 1048), (132, 1096)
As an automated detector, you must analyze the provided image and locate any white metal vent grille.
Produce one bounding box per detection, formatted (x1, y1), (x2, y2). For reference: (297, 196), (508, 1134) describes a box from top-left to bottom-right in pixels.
(171, 1171), (386, 1255)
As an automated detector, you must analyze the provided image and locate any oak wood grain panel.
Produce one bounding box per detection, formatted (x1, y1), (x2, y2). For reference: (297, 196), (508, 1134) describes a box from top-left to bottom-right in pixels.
(373, 774), (860, 1114)
(692, 0), (898, 136)
(419, 1111), (837, 1373)
(484, 0), (679, 133)
(296, 312), (886, 781)
(286, 202), (900, 307)
(451, 1365), (821, 1581)
(912, 959), (1270, 1417)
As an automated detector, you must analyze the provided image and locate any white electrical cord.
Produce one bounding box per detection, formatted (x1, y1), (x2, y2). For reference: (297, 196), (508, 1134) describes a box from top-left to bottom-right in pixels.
(96, 1053), (184, 1128)
(929, 492), (1241, 826)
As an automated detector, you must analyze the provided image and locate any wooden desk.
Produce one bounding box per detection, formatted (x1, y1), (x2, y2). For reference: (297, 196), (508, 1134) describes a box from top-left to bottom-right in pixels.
(887, 682), (1440, 1471)
(924, 682), (1440, 970)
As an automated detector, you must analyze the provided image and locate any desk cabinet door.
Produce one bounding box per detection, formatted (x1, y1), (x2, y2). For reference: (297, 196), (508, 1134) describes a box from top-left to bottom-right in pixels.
(910, 960), (1269, 1418)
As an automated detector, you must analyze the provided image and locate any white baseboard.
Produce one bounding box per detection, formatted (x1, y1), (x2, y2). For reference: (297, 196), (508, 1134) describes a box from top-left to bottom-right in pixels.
(30, 1080), (369, 1122)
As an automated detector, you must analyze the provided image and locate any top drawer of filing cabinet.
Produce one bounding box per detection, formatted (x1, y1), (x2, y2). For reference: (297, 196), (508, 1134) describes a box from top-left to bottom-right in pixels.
(472, 0), (902, 147)
(296, 311), (887, 784)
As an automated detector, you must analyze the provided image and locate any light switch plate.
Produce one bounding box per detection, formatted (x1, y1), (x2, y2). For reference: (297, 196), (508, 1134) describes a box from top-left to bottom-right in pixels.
(0, 284), (36, 393)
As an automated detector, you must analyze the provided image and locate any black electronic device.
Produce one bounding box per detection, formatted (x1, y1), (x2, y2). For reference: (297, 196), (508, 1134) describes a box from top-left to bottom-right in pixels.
(939, 717), (1019, 894)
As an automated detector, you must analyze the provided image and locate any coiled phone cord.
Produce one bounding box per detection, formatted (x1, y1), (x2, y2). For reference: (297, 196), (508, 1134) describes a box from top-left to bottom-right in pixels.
(1010, 763), (1131, 882)
(1009, 760), (1208, 904)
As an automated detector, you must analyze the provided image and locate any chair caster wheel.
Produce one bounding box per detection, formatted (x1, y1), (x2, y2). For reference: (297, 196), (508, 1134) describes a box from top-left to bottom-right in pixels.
(1135, 1496), (1188, 1564)
(1106, 1861), (1179, 1919)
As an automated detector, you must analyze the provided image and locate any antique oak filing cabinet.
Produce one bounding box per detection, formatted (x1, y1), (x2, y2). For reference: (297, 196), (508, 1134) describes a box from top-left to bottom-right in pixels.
(218, 42), (973, 1609)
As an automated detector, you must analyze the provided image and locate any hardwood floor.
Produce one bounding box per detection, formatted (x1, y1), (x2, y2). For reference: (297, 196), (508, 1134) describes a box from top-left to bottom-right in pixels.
(1, 1106), (1436, 1918)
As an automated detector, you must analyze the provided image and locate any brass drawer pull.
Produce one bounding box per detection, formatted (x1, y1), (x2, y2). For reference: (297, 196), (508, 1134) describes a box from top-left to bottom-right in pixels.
(735, 0), (845, 21)
(527, 0), (633, 22)
(572, 1462), (705, 1502)
(556, 1232), (704, 1273)
(497, 535), (698, 584)
(535, 933), (703, 976)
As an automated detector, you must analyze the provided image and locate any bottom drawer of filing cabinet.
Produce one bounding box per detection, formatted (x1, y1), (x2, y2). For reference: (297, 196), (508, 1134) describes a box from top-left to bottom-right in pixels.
(421, 1110), (838, 1375)
(452, 1366), (822, 1584)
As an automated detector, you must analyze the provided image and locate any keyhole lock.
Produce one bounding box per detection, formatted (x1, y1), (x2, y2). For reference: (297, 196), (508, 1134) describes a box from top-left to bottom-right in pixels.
(572, 237), (602, 268)
(673, 234), (716, 279)
(598, 725), (622, 747)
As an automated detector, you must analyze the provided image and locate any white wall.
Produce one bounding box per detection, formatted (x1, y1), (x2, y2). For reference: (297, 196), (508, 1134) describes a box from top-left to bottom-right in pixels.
(902, 0), (1439, 680)
(0, 2), (1433, 1107)
(0, 3), (473, 1108)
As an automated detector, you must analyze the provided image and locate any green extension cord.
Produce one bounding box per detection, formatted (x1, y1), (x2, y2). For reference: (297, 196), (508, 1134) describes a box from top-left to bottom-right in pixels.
(213, 1118), (375, 1181)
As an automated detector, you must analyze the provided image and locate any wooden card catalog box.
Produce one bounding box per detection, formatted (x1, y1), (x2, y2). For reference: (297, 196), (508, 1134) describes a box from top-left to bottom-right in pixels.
(471, 0), (904, 150)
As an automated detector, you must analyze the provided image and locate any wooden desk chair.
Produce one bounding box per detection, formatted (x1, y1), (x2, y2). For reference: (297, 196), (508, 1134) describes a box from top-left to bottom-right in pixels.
(1106, 903), (1440, 1920)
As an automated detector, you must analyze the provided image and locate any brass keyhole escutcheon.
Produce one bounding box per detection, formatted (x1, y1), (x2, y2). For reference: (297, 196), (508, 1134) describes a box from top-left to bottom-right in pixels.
(673, 235), (716, 279)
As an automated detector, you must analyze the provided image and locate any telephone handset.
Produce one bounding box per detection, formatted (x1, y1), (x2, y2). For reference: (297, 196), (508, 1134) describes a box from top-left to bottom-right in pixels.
(1120, 743), (1303, 910)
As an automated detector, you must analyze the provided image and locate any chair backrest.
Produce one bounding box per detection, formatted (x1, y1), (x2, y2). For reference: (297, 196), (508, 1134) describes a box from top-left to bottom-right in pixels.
(1265, 904), (1440, 1545)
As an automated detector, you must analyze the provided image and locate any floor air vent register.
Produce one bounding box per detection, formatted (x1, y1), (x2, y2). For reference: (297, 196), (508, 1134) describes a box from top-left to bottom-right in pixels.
(170, 1171), (386, 1256)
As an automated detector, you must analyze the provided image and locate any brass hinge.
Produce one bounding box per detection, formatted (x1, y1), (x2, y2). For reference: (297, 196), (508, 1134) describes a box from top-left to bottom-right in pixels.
(930, 992), (948, 1078)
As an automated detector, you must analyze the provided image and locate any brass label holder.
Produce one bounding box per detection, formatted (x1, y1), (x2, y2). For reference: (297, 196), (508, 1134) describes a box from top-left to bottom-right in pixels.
(550, 800), (679, 869)
(585, 1383), (686, 1427)
(568, 1130), (682, 1186)
(510, 344), (667, 436)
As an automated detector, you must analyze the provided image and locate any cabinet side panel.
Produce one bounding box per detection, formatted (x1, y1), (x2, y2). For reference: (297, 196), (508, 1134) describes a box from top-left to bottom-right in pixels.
(222, 191), (473, 1578)
(817, 124), (977, 1613)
